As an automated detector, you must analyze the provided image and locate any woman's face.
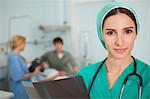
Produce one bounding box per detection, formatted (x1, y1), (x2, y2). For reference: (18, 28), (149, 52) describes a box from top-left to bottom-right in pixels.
(19, 41), (26, 51)
(103, 13), (137, 59)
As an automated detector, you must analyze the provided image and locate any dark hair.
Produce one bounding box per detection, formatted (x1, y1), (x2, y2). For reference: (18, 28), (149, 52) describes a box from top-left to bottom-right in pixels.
(29, 58), (43, 72)
(102, 7), (137, 33)
(53, 37), (63, 45)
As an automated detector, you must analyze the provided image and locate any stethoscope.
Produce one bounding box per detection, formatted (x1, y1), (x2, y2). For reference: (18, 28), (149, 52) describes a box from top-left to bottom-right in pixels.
(88, 56), (143, 99)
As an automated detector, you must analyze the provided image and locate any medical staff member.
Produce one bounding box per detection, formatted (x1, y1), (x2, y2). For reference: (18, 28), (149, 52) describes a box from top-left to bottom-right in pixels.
(8, 35), (40, 99)
(77, 2), (150, 99)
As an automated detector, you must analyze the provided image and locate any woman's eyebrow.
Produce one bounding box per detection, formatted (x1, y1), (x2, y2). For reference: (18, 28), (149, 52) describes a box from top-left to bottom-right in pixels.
(105, 29), (116, 31)
(123, 27), (134, 30)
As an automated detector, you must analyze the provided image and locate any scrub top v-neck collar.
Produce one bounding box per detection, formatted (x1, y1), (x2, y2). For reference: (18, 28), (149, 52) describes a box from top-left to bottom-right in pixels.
(102, 61), (134, 98)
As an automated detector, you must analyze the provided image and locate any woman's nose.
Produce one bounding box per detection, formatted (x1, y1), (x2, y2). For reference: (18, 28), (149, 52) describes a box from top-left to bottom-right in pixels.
(114, 34), (124, 47)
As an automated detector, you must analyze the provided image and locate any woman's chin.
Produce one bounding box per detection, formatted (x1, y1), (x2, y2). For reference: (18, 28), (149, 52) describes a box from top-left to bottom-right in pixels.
(112, 52), (129, 59)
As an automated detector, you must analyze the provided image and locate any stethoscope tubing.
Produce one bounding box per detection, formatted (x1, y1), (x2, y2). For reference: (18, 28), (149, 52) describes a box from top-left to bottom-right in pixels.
(88, 56), (143, 99)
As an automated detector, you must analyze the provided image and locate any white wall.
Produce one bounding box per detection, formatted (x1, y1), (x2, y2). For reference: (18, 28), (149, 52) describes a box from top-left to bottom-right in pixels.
(0, 3), (2, 36)
(0, 1), (5, 42)
(0, 0), (72, 61)
(71, 0), (150, 64)
(0, 1), (7, 67)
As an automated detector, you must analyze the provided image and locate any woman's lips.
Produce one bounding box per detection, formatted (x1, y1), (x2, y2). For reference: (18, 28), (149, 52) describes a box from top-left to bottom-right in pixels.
(113, 48), (128, 53)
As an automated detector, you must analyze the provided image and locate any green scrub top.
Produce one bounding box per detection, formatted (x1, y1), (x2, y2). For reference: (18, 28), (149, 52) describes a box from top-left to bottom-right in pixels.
(77, 59), (150, 99)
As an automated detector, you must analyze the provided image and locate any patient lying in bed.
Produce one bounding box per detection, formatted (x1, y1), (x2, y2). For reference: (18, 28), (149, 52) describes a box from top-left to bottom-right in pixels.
(31, 65), (68, 82)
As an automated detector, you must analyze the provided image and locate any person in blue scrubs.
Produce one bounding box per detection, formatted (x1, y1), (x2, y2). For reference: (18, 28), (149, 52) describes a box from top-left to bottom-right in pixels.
(77, 2), (150, 99)
(8, 35), (40, 99)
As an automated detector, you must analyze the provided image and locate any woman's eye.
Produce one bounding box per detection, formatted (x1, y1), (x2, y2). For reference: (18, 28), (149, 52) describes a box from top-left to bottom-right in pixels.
(106, 31), (114, 35)
(125, 29), (132, 34)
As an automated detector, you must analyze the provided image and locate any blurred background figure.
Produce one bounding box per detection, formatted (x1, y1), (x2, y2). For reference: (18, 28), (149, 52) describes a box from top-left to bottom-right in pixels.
(27, 58), (68, 82)
(41, 37), (80, 75)
(8, 35), (41, 99)
(31, 61), (68, 82)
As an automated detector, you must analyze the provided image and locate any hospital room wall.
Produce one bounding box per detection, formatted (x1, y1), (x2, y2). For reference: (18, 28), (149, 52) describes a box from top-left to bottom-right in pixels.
(0, 5), (2, 37)
(71, 0), (150, 65)
(0, 0), (72, 65)
(0, 2), (5, 42)
(0, 2), (6, 68)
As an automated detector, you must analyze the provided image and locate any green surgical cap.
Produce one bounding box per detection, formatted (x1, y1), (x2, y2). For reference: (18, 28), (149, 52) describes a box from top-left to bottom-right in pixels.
(96, 1), (140, 49)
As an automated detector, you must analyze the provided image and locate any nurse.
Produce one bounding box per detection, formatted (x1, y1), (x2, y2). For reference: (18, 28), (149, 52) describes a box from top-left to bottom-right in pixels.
(8, 35), (40, 99)
(77, 2), (150, 99)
